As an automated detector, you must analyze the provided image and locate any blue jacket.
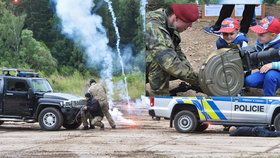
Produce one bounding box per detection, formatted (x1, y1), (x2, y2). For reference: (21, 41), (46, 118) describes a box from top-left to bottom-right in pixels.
(216, 33), (248, 49)
(255, 34), (280, 52)
(254, 34), (280, 69)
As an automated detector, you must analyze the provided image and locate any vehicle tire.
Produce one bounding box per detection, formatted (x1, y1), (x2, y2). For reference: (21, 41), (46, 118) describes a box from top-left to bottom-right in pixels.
(39, 107), (63, 131)
(174, 110), (198, 133)
(274, 113), (280, 131)
(270, 126), (275, 131)
(0, 121), (4, 125)
(196, 123), (209, 132)
(63, 120), (82, 130)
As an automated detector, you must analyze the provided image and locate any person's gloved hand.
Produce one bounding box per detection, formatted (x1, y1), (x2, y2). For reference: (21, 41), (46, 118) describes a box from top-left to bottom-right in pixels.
(169, 82), (202, 96)
(189, 84), (203, 93)
(169, 82), (189, 96)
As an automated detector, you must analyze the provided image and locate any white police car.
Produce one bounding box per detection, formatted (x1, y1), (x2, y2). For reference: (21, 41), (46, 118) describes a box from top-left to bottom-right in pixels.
(149, 96), (280, 133)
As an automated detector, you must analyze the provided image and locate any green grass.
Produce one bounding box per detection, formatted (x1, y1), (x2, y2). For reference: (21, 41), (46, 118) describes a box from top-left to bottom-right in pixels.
(46, 71), (145, 100)
(47, 71), (91, 97)
(112, 71), (145, 100)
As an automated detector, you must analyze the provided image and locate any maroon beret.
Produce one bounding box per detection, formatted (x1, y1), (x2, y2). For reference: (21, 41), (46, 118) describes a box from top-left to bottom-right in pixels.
(170, 4), (199, 23)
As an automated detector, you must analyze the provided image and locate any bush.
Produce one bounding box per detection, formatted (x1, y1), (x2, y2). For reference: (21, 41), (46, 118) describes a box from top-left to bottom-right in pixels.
(47, 70), (93, 96)
(112, 71), (145, 100)
(46, 70), (144, 100)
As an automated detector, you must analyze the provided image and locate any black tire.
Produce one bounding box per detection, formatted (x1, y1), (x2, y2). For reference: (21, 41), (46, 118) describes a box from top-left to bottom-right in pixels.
(174, 110), (198, 133)
(38, 107), (63, 131)
(0, 121), (4, 125)
(274, 113), (280, 131)
(196, 123), (209, 132)
(270, 126), (276, 131)
(63, 120), (82, 130)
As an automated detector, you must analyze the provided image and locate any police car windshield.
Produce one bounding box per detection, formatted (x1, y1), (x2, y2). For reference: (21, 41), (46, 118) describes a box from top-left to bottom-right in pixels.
(31, 79), (53, 93)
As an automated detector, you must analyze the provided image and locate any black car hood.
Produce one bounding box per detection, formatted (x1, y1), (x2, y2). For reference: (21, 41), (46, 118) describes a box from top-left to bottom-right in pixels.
(43, 93), (83, 101)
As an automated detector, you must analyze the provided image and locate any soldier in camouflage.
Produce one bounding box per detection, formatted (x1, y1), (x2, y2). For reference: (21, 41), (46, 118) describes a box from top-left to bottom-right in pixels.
(88, 79), (116, 129)
(146, 4), (200, 96)
(82, 93), (104, 130)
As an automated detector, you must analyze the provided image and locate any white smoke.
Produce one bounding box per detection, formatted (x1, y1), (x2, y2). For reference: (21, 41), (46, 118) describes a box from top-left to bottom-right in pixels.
(140, 0), (147, 32)
(52, 0), (137, 126)
(104, 0), (130, 105)
(110, 108), (136, 126)
(52, 0), (115, 106)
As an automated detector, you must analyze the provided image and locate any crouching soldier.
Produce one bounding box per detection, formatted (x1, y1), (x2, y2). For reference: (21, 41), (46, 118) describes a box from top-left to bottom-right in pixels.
(89, 79), (116, 129)
(81, 103), (94, 130)
(82, 93), (104, 130)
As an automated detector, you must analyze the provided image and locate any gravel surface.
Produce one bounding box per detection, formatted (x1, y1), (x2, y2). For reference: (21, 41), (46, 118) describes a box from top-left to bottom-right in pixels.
(0, 106), (280, 158)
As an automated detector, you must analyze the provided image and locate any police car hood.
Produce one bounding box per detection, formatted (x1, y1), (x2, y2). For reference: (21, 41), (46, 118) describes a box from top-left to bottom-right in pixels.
(43, 92), (83, 101)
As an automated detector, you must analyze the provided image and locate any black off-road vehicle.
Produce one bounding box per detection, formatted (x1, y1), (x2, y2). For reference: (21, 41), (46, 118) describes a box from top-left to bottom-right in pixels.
(0, 68), (84, 131)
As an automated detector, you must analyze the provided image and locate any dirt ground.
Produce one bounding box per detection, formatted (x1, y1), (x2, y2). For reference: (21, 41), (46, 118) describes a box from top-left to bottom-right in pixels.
(0, 106), (280, 158)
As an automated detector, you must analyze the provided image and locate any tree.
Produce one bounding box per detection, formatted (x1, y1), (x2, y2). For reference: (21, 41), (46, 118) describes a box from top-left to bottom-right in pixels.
(0, 0), (25, 66)
(20, 29), (57, 74)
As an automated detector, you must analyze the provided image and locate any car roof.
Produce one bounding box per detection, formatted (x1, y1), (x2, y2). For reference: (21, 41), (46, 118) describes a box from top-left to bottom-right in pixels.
(0, 75), (44, 80)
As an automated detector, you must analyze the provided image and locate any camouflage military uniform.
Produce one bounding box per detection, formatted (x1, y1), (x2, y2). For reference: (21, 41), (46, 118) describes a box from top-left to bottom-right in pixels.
(81, 109), (93, 127)
(90, 116), (104, 128)
(88, 83), (116, 128)
(146, 9), (199, 96)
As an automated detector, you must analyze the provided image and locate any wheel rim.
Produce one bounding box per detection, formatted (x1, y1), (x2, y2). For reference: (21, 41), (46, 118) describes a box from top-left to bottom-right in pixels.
(276, 121), (280, 131)
(178, 115), (192, 131)
(43, 112), (57, 127)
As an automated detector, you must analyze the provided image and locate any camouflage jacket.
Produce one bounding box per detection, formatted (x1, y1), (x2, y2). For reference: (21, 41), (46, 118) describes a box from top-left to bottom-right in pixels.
(146, 9), (196, 83)
(88, 83), (107, 103)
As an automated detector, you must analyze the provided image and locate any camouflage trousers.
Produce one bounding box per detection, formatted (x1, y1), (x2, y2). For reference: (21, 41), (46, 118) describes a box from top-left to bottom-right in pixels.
(147, 61), (198, 96)
(81, 110), (93, 127)
(148, 61), (170, 96)
(100, 101), (116, 128)
(90, 116), (104, 128)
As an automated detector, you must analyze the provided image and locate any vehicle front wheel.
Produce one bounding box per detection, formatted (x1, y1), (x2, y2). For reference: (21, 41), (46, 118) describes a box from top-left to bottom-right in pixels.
(63, 120), (82, 130)
(39, 107), (63, 131)
(0, 121), (4, 125)
(174, 110), (198, 133)
(273, 113), (280, 131)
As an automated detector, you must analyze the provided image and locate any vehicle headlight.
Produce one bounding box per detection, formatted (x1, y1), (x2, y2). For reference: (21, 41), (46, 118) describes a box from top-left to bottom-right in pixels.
(73, 100), (85, 108)
(63, 101), (72, 108)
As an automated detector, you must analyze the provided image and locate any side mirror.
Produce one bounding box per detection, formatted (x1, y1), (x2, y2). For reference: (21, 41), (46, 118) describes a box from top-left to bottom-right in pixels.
(27, 88), (34, 99)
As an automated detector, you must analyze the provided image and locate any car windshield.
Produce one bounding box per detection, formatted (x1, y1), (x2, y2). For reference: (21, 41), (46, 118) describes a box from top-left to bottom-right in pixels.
(31, 79), (53, 92)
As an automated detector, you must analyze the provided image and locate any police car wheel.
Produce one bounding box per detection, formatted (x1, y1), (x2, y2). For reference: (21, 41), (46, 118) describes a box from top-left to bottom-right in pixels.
(174, 110), (198, 133)
(39, 107), (63, 131)
(0, 121), (4, 125)
(273, 113), (280, 131)
(195, 123), (209, 132)
(63, 120), (82, 130)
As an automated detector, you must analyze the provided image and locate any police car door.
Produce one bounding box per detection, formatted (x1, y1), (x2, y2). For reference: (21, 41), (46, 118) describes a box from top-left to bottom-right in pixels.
(231, 97), (267, 123)
(202, 97), (231, 122)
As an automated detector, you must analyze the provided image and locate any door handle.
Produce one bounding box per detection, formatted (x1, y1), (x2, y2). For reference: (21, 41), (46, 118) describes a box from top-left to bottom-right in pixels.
(233, 97), (239, 102)
(5, 93), (13, 96)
